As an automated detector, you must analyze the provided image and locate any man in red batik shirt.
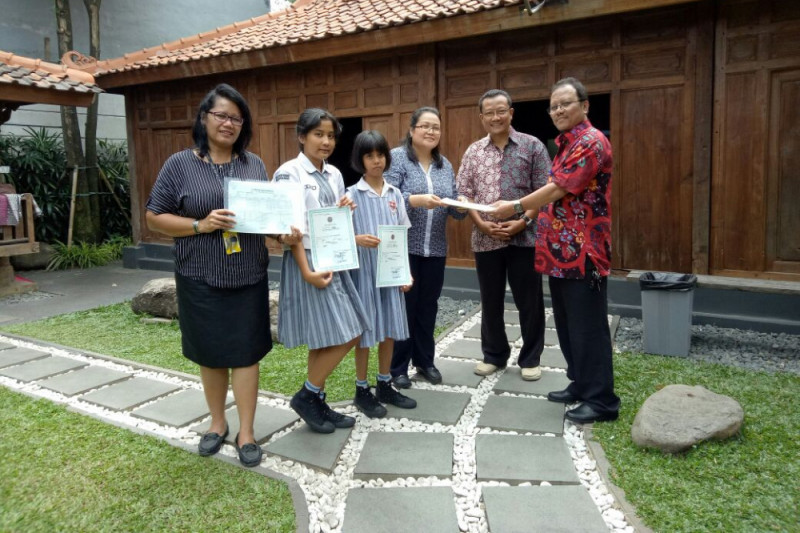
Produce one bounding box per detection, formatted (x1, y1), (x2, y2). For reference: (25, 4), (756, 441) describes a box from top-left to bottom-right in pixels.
(492, 77), (620, 424)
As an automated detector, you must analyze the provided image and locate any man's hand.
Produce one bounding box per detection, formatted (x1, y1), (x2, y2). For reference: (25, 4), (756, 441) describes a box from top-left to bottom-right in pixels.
(496, 219), (526, 240)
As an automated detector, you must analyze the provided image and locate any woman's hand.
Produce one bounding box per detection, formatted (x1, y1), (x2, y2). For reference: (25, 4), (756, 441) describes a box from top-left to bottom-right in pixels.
(338, 195), (357, 211)
(199, 209), (236, 233)
(280, 226), (303, 246)
(454, 195), (469, 213)
(356, 234), (380, 248)
(412, 194), (444, 209)
(304, 270), (333, 289)
(490, 200), (516, 220)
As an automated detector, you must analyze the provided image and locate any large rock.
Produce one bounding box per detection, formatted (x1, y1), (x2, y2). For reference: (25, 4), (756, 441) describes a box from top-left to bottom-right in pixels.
(631, 384), (743, 453)
(131, 278), (178, 319)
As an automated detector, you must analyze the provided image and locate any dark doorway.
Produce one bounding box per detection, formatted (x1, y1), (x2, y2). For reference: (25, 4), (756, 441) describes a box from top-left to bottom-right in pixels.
(328, 117), (362, 188)
(512, 94), (611, 159)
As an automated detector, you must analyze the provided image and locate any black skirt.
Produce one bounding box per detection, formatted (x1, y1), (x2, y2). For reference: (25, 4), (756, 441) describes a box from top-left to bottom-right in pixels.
(176, 272), (272, 368)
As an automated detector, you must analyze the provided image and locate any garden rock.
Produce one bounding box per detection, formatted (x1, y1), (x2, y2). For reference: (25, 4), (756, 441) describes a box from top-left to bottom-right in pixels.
(131, 278), (178, 319)
(631, 384), (743, 453)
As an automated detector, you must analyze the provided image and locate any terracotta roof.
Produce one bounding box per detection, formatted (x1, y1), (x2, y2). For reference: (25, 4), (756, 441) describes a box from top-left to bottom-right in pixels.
(95, 0), (521, 76)
(0, 51), (103, 100)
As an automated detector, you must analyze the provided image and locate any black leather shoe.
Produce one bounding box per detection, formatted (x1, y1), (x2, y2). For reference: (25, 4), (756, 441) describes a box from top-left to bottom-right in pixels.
(416, 366), (442, 385)
(393, 374), (411, 389)
(547, 389), (580, 404)
(234, 433), (263, 467)
(198, 424), (229, 456)
(565, 403), (618, 424)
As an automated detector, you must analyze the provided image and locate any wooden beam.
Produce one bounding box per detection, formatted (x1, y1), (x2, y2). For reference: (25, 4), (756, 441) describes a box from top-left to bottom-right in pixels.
(0, 84), (95, 107)
(99, 0), (699, 90)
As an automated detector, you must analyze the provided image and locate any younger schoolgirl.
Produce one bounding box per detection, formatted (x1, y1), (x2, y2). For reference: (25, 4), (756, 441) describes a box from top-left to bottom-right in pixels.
(275, 108), (369, 433)
(347, 130), (417, 417)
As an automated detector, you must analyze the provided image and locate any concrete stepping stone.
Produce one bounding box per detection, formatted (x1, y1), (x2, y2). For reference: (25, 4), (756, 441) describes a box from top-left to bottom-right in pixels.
(493, 367), (570, 398)
(464, 323), (521, 343)
(0, 356), (87, 382)
(354, 432), (454, 480)
(0, 346), (50, 369)
(0, 341), (14, 350)
(477, 395), (565, 435)
(476, 434), (579, 484)
(384, 388), (471, 425)
(80, 377), (180, 410)
(440, 339), (483, 361)
(544, 329), (559, 346)
(132, 388), (227, 427)
(546, 314), (556, 328)
(38, 366), (130, 396)
(504, 310), (520, 324)
(483, 485), (608, 532)
(190, 404), (299, 444)
(265, 425), (352, 473)
(411, 359), (484, 388)
(541, 347), (568, 369)
(342, 487), (459, 533)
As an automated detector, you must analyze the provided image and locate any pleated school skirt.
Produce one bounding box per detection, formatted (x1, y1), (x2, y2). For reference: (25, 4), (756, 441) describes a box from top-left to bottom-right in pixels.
(277, 249), (369, 350)
(176, 272), (272, 368)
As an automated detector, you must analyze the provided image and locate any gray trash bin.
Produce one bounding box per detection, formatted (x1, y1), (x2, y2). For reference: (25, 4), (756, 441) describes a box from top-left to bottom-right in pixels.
(639, 272), (697, 356)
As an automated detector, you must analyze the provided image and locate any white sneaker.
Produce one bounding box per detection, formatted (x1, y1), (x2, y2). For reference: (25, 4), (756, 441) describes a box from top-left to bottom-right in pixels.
(474, 362), (500, 376)
(521, 366), (542, 381)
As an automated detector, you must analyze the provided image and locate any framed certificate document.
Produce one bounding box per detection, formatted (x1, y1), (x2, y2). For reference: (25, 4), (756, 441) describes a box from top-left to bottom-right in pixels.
(224, 178), (304, 234)
(376, 225), (412, 287)
(308, 206), (359, 272)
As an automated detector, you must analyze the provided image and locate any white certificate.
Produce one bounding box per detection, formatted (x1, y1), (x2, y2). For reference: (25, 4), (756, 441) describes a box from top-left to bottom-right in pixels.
(308, 206), (359, 272)
(441, 197), (496, 213)
(376, 225), (412, 288)
(224, 178), (304, 234)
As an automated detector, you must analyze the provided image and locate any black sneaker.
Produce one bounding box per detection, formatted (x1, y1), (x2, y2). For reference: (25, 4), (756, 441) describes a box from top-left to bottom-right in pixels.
(290, 387), (335, 433)
(319, 392), (356, 428)
(376, 380), (417, 409)
(354, 385), (387, 418)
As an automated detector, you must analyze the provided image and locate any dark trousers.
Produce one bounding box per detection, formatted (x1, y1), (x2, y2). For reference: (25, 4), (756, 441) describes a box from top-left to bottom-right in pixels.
(474, 246), (544, 368)
(548, 263), (620, 415)
(391, 255), (446, 377)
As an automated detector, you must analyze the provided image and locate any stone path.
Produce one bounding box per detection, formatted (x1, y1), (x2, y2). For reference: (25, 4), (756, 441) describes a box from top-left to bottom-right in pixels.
(0, 309), (633, 533)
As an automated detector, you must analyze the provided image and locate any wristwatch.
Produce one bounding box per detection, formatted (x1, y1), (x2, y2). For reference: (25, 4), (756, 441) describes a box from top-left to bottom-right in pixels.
(521, 214), (535, 226)
(513, 200), (524, 215)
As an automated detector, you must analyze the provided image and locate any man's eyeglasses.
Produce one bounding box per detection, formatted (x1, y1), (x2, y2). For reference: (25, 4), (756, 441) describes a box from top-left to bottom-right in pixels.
(546, 100), (582, 115)
(414, 124), (441, 133)
(481, 108), (510, 119)
(207, 111), (244, 126)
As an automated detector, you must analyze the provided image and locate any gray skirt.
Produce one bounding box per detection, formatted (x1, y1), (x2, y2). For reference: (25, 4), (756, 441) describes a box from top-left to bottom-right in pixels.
(176, 272), (272, 368)
(278, 249), (369, 350)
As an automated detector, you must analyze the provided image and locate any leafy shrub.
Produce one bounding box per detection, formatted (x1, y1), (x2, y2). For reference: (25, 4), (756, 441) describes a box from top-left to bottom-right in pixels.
(46, 236), (133, 271)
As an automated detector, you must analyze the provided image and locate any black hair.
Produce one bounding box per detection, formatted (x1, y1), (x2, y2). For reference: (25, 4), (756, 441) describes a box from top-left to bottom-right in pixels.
(478, 89), (512, 112)
(191, 83), (252, 160)
(296, 108), (343, 151)
(401, 106), (444, 170)
(551, 77), (588, 101)
(351, 130), (392, 175)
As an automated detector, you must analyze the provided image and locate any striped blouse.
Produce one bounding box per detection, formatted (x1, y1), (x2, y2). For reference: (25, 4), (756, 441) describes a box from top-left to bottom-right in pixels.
(146, 149), (270, 289)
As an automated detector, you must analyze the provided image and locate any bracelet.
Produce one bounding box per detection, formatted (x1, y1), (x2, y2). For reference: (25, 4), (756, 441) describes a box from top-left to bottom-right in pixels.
(192, 219), (200, 234)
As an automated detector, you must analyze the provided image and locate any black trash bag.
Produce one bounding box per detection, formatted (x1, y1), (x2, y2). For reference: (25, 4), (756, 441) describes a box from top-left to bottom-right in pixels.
(638, 272), (697, 292)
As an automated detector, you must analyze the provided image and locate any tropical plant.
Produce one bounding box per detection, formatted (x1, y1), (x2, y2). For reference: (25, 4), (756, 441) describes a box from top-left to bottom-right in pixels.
(46, 236), (132, 271)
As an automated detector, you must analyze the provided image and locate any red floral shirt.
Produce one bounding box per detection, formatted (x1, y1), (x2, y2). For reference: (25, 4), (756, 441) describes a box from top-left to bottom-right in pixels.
(535, 120), (612, 278)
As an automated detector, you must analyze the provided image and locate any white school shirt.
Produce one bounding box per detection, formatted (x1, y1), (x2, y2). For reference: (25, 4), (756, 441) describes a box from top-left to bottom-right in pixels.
(348, 177), (412, 228)
(273, 152), (346, 250)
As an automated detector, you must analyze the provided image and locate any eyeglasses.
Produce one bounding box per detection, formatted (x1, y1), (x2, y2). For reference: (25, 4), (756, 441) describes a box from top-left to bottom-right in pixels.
(481, 108), (510, 119)
(546, 100), (582, 115)
(414, 124), (441, 133)
(207, 111), (244, 126)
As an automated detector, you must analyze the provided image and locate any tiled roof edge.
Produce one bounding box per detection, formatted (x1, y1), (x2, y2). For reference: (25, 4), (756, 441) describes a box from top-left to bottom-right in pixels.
(0, 50), (99, 87)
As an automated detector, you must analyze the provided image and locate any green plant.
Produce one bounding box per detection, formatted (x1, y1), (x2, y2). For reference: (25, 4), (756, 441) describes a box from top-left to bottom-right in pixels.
(97, 139), (131, 240)
(46, 241), (113, 270)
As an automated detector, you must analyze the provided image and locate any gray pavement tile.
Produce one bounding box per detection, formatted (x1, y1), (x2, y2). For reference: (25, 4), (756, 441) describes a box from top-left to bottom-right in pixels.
(544, 329), (559, 346)
(342, 487), (459, 533)
(483, 485), (608, 533)
(476, 434), (579, 484)
(440, 339), (483, 361)
(541, 347), (568, 369)
(0, 356), (87, 382)
(0, 346), (50, 369)
(504, 310), (520, 324)
(383, 388), (471, 425)
(38, 366), (131, 396)
(546, 314), (556, 328)
(191, 404), (299, 444)
(411, 359), (484, 388)
(0, 341), (14, 350)
(464, 323), (521, 342)
(493, 367), (571, 398)
(80, 377), (180, 410)
(265, 425), (351, 473)
(354, 432), (454, 480)
(477, 395), (564, 435)
(131, 388), (224, 427)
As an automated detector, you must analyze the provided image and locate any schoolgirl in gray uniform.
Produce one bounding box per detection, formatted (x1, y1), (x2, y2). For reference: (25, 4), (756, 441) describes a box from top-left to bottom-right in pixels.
(274, 108), (368, 434)
(346, 131), (417, 418)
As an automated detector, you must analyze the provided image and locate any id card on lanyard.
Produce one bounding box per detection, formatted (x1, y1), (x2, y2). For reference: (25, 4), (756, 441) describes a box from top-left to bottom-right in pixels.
(209, 154), (241, 255)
